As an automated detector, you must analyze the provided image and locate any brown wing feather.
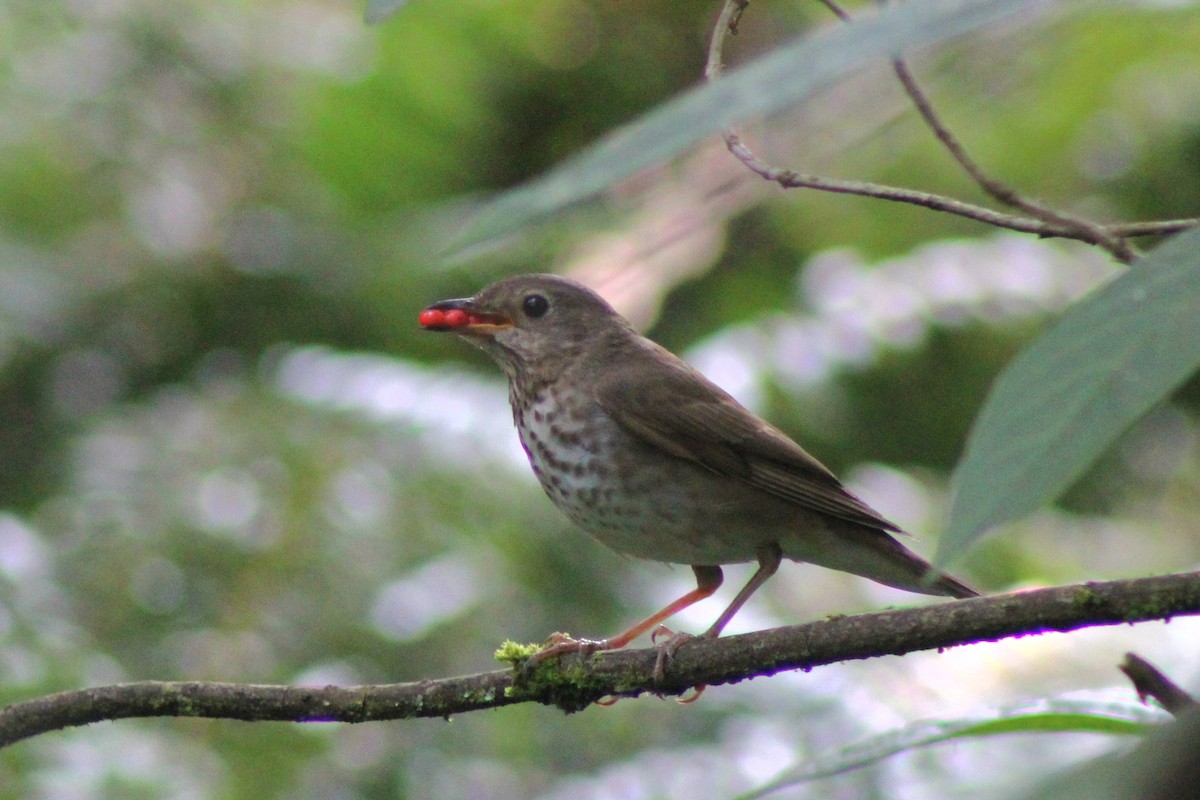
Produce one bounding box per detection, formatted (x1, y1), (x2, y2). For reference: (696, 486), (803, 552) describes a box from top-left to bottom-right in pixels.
(594, 342), (901, 533)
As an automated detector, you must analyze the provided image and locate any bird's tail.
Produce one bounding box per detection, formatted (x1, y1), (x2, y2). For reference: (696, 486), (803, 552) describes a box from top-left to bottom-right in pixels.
(807, 524), (980, 599)
(920, 568), (979, 599)
(872, 536), (980, 598)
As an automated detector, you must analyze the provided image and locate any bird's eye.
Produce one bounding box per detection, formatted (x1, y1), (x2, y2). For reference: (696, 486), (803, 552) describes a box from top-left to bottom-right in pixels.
(522, 293), (549, 319)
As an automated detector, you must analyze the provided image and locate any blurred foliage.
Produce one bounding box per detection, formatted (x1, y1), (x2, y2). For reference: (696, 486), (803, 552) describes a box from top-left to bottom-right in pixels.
(0, 1), (1198, 799)
(736, 697), (1165, 800)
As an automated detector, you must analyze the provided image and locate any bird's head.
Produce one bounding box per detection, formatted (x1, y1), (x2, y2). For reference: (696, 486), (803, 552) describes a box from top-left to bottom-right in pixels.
(419, 274), (629, 382)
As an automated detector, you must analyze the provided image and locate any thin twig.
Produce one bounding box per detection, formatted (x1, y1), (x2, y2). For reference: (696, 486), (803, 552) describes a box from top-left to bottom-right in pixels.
(706, 0), (1197, 257)
(726, 134), (1185, 242)
(1121, 653), (1199, 716)
(1105, 219), (1198, 238)
(705, 0), (746, 80)
(2, 570), (1199, 748)
(824, 1), (1134, 255)
(887, 58), (1138, 263)
(830, 0), (1139, 262)
(815, 0), (852, 22)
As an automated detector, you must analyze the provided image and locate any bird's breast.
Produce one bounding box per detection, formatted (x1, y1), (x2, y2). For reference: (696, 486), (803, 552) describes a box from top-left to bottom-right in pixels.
(511, 382), (766, 564)
(515, 387), (616, 517)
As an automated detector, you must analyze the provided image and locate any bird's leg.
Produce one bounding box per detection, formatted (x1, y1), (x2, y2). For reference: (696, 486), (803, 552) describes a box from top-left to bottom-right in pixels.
(652, 544), (783, 685)
(525, 566), (724, 670)
(703, 543), (782, 639)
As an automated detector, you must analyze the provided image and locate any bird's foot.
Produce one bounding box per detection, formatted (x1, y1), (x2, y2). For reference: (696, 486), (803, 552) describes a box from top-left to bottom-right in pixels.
(650, 626), (707, 702)
(649, 625), (693, 680)
(522, 632), (608, 675)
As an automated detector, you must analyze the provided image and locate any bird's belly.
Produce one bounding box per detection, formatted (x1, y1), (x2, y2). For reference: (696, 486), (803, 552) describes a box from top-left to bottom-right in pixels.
(517, 407), (780, 565)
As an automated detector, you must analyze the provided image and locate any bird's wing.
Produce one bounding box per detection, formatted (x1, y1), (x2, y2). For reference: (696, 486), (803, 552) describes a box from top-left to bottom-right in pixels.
(594, 345), (901, 532)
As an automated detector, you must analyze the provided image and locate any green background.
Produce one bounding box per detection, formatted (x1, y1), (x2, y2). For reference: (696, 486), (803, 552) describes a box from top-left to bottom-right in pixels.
(0, 1), (1197, 797)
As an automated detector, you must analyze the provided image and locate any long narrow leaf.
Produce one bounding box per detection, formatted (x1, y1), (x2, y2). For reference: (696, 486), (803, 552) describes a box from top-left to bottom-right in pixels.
(941, 227), (1200, 562)
(736, 698), (1164, 799)
(449, 0), (1041, 251)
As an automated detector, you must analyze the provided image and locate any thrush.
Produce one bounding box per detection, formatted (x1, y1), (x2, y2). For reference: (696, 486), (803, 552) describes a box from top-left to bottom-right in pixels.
(420, 274), (977, 673)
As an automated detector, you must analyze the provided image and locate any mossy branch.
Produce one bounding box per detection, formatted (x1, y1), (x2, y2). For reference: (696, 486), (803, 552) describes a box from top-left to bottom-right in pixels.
(3, 570), (1199, 747)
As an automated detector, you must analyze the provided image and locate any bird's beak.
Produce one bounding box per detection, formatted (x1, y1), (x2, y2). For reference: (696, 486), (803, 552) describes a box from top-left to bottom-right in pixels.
(418, 297), (513, 336)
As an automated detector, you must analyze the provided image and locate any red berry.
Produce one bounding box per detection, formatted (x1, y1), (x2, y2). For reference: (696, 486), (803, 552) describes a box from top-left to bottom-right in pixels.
(444, 309), (469, 327)
(418, 308), (446, 327)
(468, 313), (485, 325)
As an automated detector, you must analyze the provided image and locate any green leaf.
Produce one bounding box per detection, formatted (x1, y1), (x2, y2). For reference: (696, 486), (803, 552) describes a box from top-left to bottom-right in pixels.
(735, 698), (1163, 799)
(364, 0), (413, 25)
(940, 227), (1200, 563)
(447, 0), (1041, 251)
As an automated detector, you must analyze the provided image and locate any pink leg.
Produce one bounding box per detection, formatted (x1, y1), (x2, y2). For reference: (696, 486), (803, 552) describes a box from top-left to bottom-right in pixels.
(528, 565), (724, 666)
(654, 544), (783, 693)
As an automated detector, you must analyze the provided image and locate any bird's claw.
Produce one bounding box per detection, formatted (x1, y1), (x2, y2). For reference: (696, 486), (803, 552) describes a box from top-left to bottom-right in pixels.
(522, 633), (608, 676)
(650, 625), (708, 702)
(650, 625), (696, 682)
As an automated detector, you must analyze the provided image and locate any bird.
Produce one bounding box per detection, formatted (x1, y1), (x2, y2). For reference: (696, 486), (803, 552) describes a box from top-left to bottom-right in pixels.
(419, 273), (977, 676)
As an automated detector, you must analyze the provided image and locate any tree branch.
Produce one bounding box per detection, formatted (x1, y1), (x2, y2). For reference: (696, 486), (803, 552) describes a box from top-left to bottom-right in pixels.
(706, 0), (1199, 258)
(2, 570), (1198, 748)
